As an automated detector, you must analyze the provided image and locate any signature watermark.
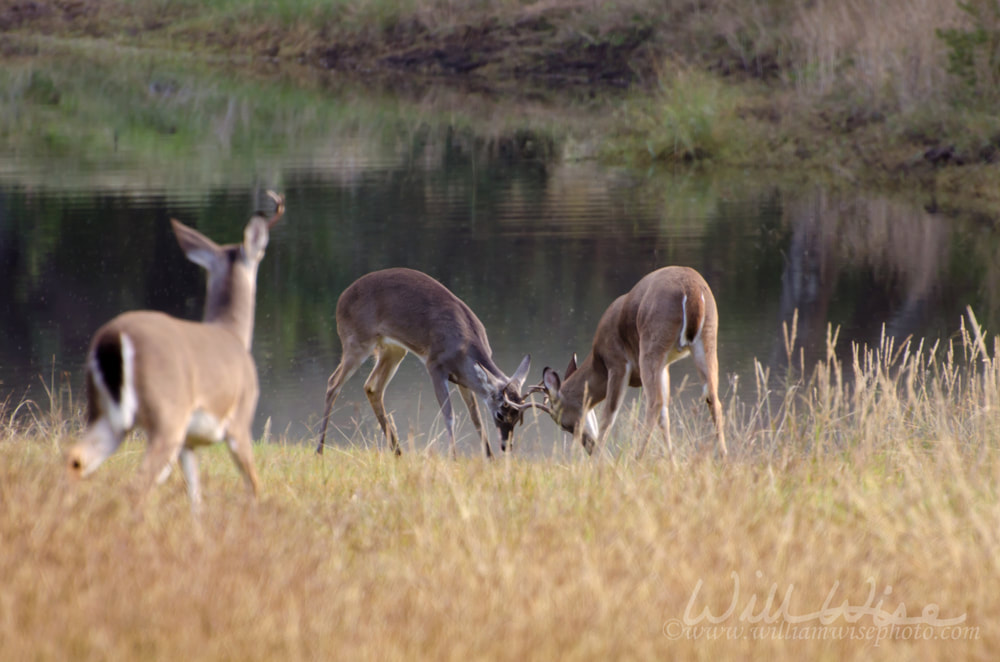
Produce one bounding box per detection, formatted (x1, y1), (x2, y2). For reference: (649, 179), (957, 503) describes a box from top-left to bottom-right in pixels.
(663, 572), (979, 645)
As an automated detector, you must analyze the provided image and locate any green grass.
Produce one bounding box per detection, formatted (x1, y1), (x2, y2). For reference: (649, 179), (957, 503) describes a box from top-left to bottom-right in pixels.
(0, 47), (577, 193)
(1, 316), (998, 659)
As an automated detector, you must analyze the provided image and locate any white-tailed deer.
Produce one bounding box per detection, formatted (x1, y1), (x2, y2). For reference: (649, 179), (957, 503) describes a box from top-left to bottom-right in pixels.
(66, 192), (285, 508)
(533, 266), (727, 460)
(315, 268), (538, 458)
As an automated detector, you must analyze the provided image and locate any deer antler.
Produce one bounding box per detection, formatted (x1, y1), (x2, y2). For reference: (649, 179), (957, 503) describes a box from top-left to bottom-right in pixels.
(525, 383), (548, 397)
(504, 389), (553, 415)
(266, 190), (285, 228)
(521, 399), (553, 415)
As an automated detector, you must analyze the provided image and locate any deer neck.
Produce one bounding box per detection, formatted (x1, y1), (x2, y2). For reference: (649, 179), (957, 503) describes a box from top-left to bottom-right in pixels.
(202, 264), (257, 350)
(562, 353), (608, 408)
(465, 349), (507, 398)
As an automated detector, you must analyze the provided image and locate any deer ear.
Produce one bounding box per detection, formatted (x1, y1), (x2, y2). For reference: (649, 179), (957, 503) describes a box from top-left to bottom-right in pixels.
(171, 219), (222, 271)
(243, 216), (270, 263)
(508, 354), (531, 392)
(564, 353), (578, 379)
(542, 367), (561, 395)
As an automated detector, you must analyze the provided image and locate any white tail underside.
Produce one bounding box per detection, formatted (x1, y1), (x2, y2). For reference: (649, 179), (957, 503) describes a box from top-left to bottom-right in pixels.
(89, 332), (138, 436)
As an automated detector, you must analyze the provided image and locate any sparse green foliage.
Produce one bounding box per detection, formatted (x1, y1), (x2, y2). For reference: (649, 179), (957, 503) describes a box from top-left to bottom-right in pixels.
(937, 0), (1000, 102)
(609, 67), (745, 165)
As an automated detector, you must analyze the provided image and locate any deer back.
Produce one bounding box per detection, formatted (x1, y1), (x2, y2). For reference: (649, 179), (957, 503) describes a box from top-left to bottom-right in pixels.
(337, 268), (496, 372)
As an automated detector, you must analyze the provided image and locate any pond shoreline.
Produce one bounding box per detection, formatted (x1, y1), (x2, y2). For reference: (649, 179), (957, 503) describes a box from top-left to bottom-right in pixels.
(2, 0), (999, 220)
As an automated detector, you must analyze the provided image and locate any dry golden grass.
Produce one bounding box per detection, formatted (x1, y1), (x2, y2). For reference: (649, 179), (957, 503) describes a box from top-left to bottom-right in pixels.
(2, 316), (998, 660)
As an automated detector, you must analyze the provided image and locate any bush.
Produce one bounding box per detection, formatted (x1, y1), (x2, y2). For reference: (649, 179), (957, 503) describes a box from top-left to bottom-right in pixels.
(613, 66), (743, 164)
(937, 0), (1000, 102)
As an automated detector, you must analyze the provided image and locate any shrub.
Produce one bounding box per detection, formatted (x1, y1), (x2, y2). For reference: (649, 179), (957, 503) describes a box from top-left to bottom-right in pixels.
(937, 0), (1000, 102)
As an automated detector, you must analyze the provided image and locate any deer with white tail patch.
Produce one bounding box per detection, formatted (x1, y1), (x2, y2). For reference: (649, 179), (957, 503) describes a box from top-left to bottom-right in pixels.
(66, 192), (284, 509)
(532, 266), (727, 462)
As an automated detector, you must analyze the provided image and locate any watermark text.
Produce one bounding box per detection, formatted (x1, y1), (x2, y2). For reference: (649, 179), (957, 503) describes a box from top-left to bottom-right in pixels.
(662, 572), (979, 645)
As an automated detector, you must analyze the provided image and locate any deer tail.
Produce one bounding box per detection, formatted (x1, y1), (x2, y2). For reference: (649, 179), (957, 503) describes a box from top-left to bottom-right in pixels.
(87, 331), (137, 435)
(678, 288), (707, 348)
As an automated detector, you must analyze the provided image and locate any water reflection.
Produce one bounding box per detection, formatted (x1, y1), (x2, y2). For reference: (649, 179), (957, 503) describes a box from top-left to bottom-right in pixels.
(1, 144), (996, 452)
(773, 190), (993, 370)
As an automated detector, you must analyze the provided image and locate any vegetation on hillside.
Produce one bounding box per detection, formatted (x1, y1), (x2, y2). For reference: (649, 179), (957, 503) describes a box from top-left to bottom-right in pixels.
(2, 0), (1000, 209)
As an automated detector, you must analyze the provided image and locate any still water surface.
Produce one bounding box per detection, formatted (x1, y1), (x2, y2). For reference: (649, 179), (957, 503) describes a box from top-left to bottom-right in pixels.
(2, 138), (997, 453)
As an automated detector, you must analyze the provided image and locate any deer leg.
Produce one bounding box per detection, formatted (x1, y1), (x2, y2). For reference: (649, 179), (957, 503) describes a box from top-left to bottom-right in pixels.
(317, 341), (371, 454)
(692, 339), (727, 457)
(593, 368), (629, 458)
(179, 448), (202, 510)
(639, 363), (674, 464)
(363, 344), (407, 456)
(637, 343), (678, 464)
(428, 365), (458, 459)
(458, 385), (491, 459)
(133, 425), (186, 508)
(226, 427), (261, 497)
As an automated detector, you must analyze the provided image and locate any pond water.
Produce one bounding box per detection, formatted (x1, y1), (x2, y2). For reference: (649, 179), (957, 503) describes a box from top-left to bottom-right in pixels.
(2, 65), (998, 454)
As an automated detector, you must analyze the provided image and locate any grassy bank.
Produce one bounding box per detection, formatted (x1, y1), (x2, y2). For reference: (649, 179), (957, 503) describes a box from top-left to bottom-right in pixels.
(0, 42), (582, 197)
(1, 319), (998, 659)
(3, 0), (1000, 212)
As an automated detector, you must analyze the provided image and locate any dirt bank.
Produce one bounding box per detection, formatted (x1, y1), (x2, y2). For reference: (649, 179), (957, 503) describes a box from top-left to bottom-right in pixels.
(0, 1), (661, 94)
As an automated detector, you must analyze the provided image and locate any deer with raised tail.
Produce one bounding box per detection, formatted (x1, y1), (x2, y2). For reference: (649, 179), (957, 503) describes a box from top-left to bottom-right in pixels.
(66, 191), (285, 508)
(315, 267), (542, 458)
(532, 266), (727, 461)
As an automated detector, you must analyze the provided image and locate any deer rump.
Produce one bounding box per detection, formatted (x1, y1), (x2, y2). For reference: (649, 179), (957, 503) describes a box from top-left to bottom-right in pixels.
(82, 311), (259, 474)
